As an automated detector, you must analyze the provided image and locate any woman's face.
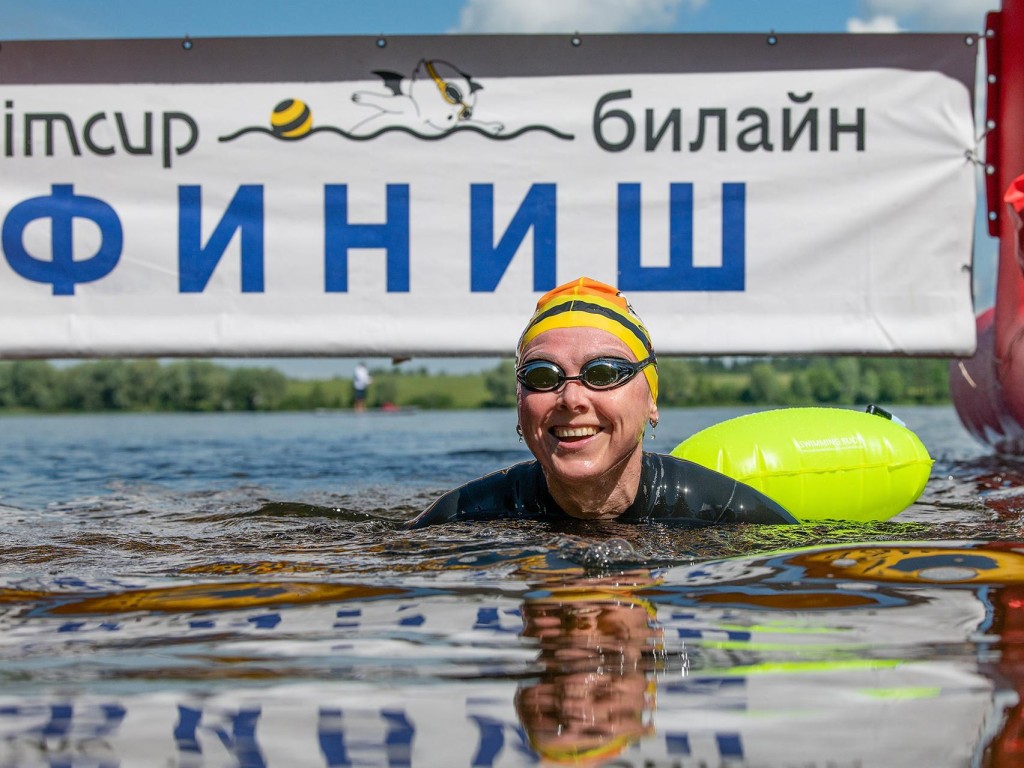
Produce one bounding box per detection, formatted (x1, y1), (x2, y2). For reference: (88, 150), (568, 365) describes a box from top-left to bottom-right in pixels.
(516, 326), (658, 489)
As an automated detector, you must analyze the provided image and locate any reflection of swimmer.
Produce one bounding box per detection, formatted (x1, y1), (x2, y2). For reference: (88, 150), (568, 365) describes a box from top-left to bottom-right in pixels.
(515, 572), (661, 765)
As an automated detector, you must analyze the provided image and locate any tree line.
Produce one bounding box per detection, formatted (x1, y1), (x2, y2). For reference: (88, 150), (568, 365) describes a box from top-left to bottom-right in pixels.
(0, 356), (953, 413)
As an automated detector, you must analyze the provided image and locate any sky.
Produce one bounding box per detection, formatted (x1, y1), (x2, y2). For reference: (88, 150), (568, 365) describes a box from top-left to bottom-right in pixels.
(0, 0), (998, 39)
(3, 0), (1002, 378)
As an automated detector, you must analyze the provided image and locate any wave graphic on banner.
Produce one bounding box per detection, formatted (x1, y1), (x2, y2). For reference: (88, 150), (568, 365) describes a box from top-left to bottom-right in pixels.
(218, 123), (575, 143)
(221, 60), (576, 143)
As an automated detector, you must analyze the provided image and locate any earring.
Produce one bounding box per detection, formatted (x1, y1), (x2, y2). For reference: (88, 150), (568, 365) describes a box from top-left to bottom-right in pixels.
(516, 424), (524, 443)
(648, 418), (658, 439)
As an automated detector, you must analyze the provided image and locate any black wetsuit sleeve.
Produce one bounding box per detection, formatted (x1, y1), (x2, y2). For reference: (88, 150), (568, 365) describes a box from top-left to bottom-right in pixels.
(407, 461), (555, 528)
(633, 453), (797, 525)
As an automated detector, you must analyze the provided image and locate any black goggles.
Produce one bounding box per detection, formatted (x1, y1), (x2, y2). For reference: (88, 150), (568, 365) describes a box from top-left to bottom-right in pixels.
(516, 356), (656, 393)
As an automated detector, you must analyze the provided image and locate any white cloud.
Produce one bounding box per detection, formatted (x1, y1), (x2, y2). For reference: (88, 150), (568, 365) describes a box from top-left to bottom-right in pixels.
(847, 15), (902, 33)
(861, 0), (997, 31)
(454, 0), (704, 33)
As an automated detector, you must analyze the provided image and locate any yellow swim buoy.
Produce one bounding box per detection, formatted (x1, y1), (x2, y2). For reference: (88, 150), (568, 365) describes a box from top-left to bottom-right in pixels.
(670, 407), (933, 522)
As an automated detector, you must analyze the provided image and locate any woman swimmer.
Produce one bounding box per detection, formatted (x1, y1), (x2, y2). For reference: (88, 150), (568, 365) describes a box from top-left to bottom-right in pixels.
(409, 277), (797, 528)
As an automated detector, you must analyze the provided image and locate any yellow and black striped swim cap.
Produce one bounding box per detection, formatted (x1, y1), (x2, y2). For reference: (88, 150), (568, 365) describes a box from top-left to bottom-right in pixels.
(517, 277), (658, 401)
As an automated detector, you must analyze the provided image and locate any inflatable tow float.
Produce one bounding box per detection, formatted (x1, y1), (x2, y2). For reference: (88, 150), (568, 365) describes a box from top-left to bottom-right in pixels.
(671, 406), (934, 523)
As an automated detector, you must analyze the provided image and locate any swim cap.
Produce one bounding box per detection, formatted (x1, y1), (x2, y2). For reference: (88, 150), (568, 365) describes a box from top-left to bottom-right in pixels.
(517, 277), (658, 401)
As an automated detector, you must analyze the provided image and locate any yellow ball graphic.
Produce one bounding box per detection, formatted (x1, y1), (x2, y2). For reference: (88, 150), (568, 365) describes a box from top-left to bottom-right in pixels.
(270, 99), (313, 138)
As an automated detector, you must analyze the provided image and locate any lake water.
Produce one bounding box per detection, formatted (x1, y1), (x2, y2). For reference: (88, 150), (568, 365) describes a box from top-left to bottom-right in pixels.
(0, 405), (1022, 767)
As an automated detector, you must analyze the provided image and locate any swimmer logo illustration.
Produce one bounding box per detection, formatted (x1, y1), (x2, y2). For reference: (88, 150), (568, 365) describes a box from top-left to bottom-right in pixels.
(350, 60), (503, 135)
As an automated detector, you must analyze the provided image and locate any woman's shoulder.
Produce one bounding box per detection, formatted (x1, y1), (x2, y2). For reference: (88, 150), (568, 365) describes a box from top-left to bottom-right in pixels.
(407, 460), (547, 528)
(641, 450), (724, 479)
(638, 451), (797, 525)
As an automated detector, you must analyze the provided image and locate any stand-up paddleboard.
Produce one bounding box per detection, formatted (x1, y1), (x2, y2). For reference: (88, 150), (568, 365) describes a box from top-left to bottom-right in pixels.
(670, 406), (933, 522)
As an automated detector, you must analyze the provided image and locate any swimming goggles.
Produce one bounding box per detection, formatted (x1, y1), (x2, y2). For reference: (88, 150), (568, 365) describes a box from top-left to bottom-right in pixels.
(516, 356), (657, 393)
(425, 60), (473, 120)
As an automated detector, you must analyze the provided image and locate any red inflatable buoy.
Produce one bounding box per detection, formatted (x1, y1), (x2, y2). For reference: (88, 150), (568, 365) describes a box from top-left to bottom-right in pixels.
(950, 1), (1024, 455)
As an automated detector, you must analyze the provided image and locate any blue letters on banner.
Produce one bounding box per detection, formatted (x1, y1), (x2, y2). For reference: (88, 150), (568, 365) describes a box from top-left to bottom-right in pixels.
(2, 184), (123, 295)
(618, 182), (745, 292)
(2, 182), (748, 298)
(324, 185), (410, 292)
(470, 184), (556, 292)
(179, 185), (265, 293)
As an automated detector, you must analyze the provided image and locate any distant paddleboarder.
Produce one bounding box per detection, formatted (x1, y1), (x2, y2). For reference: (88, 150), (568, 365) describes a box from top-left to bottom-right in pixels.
(353, 362), (372, 413)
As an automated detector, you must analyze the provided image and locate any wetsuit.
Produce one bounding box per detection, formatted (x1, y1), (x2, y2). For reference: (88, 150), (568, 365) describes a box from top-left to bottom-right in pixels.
(409, 452), (797, 528)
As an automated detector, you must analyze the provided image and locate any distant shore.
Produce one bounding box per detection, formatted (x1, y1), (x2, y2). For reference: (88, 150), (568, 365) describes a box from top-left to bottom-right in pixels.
(0, 356), (952, 413)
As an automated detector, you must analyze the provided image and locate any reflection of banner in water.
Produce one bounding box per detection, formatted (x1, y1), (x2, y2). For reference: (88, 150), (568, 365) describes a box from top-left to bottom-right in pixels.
(792, 543), (1024, 585)
(4, 542), (1023, 765)
(978, 578), (1024, 766)
(0, 672), (994, 767)
(46, 581), (414, 614)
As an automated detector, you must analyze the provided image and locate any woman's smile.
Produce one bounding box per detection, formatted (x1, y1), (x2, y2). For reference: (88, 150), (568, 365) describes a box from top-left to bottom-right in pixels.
(550, 424), (602, 441)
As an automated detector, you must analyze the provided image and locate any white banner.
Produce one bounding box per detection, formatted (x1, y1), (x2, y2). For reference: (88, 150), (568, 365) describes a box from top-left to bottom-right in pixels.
(0, 34), (978, 357)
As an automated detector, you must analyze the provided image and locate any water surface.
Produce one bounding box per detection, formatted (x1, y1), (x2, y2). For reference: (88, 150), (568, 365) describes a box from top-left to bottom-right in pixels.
(0, 406), (1021, 766)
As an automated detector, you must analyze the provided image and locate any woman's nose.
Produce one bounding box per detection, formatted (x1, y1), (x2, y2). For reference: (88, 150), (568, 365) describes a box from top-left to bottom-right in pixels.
(557, 379), (591, 410)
